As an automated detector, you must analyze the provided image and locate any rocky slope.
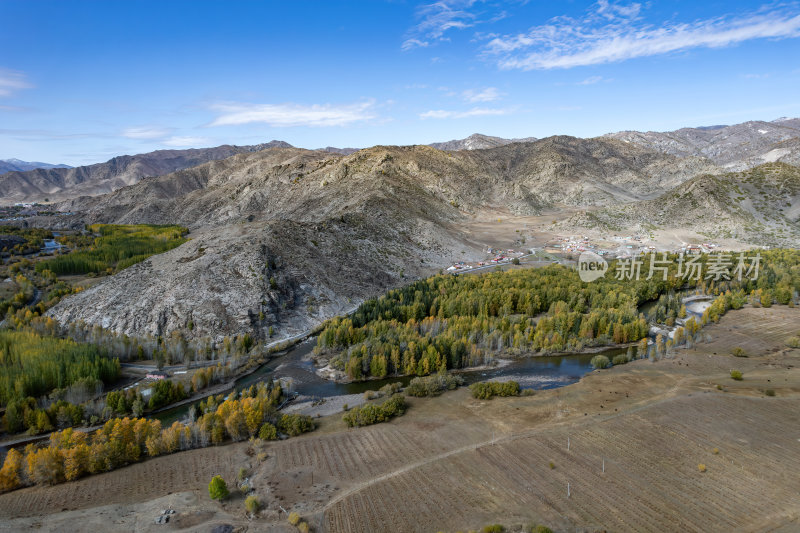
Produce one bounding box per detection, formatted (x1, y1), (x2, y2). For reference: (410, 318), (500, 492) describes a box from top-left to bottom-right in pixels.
(45, 136), (715, 341)
(0, 141), (292, 204)
(564, 163), (800, 246)
(606, 117), (800, 170)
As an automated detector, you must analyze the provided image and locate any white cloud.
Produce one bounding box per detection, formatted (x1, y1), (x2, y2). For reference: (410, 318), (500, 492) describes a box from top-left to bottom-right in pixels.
(483, 2), (800, 70)
(122, 126), (172, 139)
(577, 75), (608, 85)
(402, 38), (430, 51)
(163, 136), (211, 147)
(0, 69), (32, 97)
(420, 107), (510, 119)
(462, 87), (501, 102)
(402, 1), (478, 50)
(208, 101), (376, 127)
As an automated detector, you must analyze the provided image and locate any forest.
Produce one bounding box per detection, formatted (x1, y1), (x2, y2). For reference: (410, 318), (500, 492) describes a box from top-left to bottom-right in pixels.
(35, 224), (188, 275)
(316, 250), (800, 381)
(0, 330), (120, 407)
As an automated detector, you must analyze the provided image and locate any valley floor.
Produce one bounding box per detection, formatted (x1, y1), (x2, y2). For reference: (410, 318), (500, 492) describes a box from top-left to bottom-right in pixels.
(1, 306), (799, 532)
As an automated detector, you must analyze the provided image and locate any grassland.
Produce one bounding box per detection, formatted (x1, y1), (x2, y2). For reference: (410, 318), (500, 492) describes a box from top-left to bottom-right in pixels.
(1, 304), (798, 532)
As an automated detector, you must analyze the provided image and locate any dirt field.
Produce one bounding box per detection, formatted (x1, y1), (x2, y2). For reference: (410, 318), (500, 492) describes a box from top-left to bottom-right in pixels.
(2, 305), (799, 532)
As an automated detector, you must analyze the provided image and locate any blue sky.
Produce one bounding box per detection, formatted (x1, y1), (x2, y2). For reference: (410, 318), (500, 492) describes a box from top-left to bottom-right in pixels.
(1, 0), (800, 165)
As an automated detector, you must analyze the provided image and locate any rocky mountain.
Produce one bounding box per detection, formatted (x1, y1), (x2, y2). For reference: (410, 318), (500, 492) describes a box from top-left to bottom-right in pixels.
(428, 133), (537, 151)
(564, 163), (800, 246)
(0, 158), (71, 175)
(46, 137), (719, 341)
(0, 141), (293, 205)
(605, 117), (800, 170)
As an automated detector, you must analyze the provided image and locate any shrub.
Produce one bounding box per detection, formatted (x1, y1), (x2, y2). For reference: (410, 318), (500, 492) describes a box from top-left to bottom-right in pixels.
(730, 370), (743, 381)
(237, 467), (247, 481)
(469, 381), (520, 399)
(731, 347), (747, 357)
(590, 355), (611, 369)
(298, 522), (310, 533)
(259, 422), (278, 440)
(611, 354), (628, 365)
(481, 526), (504, 533)
(279, 414), (315, 436)
(208, 475), (229, 500)
(405, 373), (463, 397)
(765, 389), (776, 397)
(245, 495), (260, 513)
(531, 526), (554, 533)
(379, 382), (402, 395)
(712, 447), (719, 455)
(548, 461), (555, 469)
(343, 394), (406, 427)
(698, 464), (707, 472)
(288, 511), (301, 526)
(785, 336), (800, 348)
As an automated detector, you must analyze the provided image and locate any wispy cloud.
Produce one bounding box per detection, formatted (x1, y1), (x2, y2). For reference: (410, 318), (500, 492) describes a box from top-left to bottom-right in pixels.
(420, 107), (510, 119)
(402, 1), (479, 50)
(462, 87), (501, 102)
(0, 69), (32, 97)
(163, 136), (211, 147)
(483, 2), (800, 70)
(208, 101), (376, 127)
(122, 126), (173, 139)
(577, 75), (611, 85)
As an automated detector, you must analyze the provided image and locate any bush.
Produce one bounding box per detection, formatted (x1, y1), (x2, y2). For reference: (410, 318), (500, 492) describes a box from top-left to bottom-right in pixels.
(245, 495), (260, 513)
(611, 354), (628, 365)
(298, 522), (310, 533)
(469, 381), (520, 400)
(731, 347), (747, 357)
(343, 394), (406, 427)
(405, 373), (464, 397)
(279, 414), (315, 436)
(785, 336), (800, 348)
(531, 526), (554, 533)
(698, 464), (707, 472)
(590, 355), (611, 369)
(765, 389), (776, 397)
(259, 422), (278, 440)
(481, 526), (505, 533)
(208, 475), (229, 500)
(730, 370), (743, 381)
(288, 511), (301, 525)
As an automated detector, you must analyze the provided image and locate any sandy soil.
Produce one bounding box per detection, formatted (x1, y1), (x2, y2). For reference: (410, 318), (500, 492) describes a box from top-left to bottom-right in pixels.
(2, 305), (799, 532)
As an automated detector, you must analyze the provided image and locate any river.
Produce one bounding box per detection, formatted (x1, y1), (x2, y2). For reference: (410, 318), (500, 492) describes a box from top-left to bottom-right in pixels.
(154, 337), (632, 425)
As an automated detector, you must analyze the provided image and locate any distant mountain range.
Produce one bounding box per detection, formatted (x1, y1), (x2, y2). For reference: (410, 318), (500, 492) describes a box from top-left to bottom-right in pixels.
(605, 117), (800, 169)
(428, 133), (538, 151)
(0, 141), (292, 204)
(0, 158), (71, 175)
(4, 117), (800, 206)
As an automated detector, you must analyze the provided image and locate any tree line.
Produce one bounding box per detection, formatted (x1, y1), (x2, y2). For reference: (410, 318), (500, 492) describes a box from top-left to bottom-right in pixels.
(0, 380), (314, 491)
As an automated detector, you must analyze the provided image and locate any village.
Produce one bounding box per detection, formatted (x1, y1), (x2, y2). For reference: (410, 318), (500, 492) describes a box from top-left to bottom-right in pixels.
(444, 233), (721, 273)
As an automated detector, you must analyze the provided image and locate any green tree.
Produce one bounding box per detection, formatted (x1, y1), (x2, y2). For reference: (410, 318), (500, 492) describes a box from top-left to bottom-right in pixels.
(208, 475), (229, 500)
